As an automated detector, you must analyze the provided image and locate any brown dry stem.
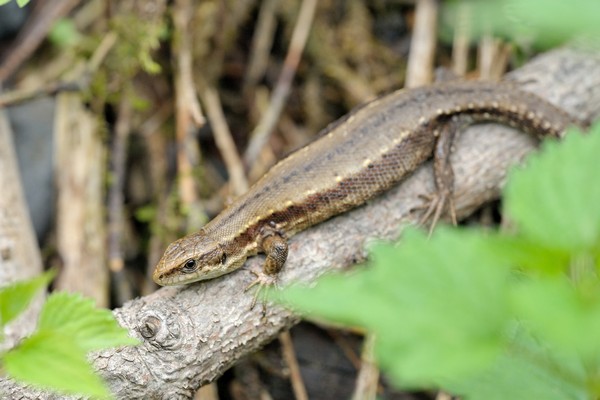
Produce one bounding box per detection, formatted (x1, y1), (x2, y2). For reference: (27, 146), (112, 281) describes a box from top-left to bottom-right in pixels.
(244, 0), (319, 167)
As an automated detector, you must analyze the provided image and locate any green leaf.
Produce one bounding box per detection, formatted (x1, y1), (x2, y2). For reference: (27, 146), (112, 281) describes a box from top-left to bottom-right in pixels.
(487, 234), (570, 275)
(16, 0), (30, 6)
(0, 0), (12, 7)
(511, 276), (600, 359)
(48, 19), (79, 48)
(444, 0), (600, 48)
(38, 292), (139, 351)
(134, 204), (156, 223)
(278, 227), (512, 387)
(0, 271), (55, 327)
(449, 328), (587, 400)
(3, 330), (111, 398)
(504, 125), (600, 252)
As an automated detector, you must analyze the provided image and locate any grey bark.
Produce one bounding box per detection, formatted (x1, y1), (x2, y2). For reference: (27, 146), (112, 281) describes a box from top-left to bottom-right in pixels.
(0, 109), (45, 353)
(1, 47), (599, 399)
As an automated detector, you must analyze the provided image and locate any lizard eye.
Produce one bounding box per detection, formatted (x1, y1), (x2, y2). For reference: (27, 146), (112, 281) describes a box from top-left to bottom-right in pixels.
(221, 253), (227, 265)
(181, 259), (198, 273)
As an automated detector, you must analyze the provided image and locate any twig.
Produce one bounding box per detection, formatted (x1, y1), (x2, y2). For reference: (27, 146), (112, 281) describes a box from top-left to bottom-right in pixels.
(194, 383), (219, 400)
(435, 391), (454, 400)
(477, 32), (512, 81)
(53, 92), (108, 305)
(107, 96), (133, 305)
(0, 81), (79, 107)
(244, 0), (279, 91)
(0, 0), (81, 82)
(405, 0), (440, 88)
(327, 329), (362, 369)
(452, 2), (471, 76)
(199, 84), (249, 196)
(0, 31), (117, 107)
(279, 331), (309, 400)
(478, 33), (502, 80)
(243, 0), (318, 167)
(351, 334), (379, 400)
(172, 0), (206, 226)
(138, 102), (173, 295)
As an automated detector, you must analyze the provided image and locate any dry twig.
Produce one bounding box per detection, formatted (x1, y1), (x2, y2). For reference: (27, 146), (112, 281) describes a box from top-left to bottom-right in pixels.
(0, 31), (117, 107)
(279, 331), (309, 400)
(0, 0), (81, 82)
(107, 97), (133, 305)
(199, 84), (249, 196)
(405, 0), (440, 87)
(173, 0), (205, 217)
(351, 334), (379, 400)
(244, 0), (318, 167)
(451, 3), (471, 77)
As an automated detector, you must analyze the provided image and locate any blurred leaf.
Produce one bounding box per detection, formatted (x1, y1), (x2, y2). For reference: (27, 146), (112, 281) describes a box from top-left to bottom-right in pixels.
(134, 204), (156, 223)
(0, 270), (54, 327)
(444, 0), (600, 48)
(449, 327), (587, 400)
(3, 331), (111, 398)
(504, 125), (600, 252)
(38, 292), (139, 351)
(278, 227), (512, 386)
(487, 234), (570, 275)
(511, 276), (600, 359)
(49, 19), (79, 48)
(16, 0), (30, 7)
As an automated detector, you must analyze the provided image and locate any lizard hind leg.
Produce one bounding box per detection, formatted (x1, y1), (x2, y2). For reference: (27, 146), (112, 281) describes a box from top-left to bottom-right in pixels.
(417, 115), (468, 234)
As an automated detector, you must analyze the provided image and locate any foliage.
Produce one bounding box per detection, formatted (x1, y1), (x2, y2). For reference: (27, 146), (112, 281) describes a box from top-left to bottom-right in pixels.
(48, 19), (80, 48)
(1, 276), (139, 399)
(276, 122), (600, 399)
(0, 271), (54, 329)
(443, 0), (600, 49)
(0, 0), (30, 8)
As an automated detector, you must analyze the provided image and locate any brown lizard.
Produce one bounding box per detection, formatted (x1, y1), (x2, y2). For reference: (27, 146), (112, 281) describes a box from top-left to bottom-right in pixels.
(152, 81), (577, 288)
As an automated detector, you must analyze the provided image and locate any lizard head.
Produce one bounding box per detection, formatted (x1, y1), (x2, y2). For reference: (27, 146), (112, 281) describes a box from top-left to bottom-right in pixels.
(152, 229), (240, 286)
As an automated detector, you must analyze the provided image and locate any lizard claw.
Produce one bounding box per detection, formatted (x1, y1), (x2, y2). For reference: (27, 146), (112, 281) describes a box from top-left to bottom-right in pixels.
(245, 267), (279, 312)
(415, 190), (457, 236)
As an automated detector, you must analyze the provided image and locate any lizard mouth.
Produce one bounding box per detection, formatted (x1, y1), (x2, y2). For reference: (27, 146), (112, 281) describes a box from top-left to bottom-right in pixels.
(152, 269), (180, 286)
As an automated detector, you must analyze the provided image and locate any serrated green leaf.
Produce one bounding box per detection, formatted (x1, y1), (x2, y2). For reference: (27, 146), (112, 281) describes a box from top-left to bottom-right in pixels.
(487, 234), (570, 275)
(449, 328), (587, 400)
(504, 125), (600, 252)
(511, 276), (600, 359)
(3, 331), (111, 398)
(38, 292), (139, 351)
(0, 270), (55, 327)
(278, 227), (512, 386)
(445, 0), (600, 49)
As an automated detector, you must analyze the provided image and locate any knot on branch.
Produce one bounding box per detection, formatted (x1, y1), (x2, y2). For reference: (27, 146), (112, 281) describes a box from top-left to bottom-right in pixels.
(138, 309), (185, 350)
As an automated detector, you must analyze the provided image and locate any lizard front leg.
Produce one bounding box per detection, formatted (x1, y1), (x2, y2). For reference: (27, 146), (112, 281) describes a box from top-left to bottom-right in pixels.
(245, 226), (288, 308)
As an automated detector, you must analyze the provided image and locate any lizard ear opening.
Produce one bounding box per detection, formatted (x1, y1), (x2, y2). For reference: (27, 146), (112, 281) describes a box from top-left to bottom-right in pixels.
(220, 252), (227, 265)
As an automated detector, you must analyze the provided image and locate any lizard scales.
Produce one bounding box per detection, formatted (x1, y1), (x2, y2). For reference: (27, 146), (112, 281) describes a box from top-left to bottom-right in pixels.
(153, 81), (575, 286)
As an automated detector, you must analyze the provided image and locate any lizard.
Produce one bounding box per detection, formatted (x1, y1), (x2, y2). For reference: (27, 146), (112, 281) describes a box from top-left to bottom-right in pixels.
(152, 81), (578, 288)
